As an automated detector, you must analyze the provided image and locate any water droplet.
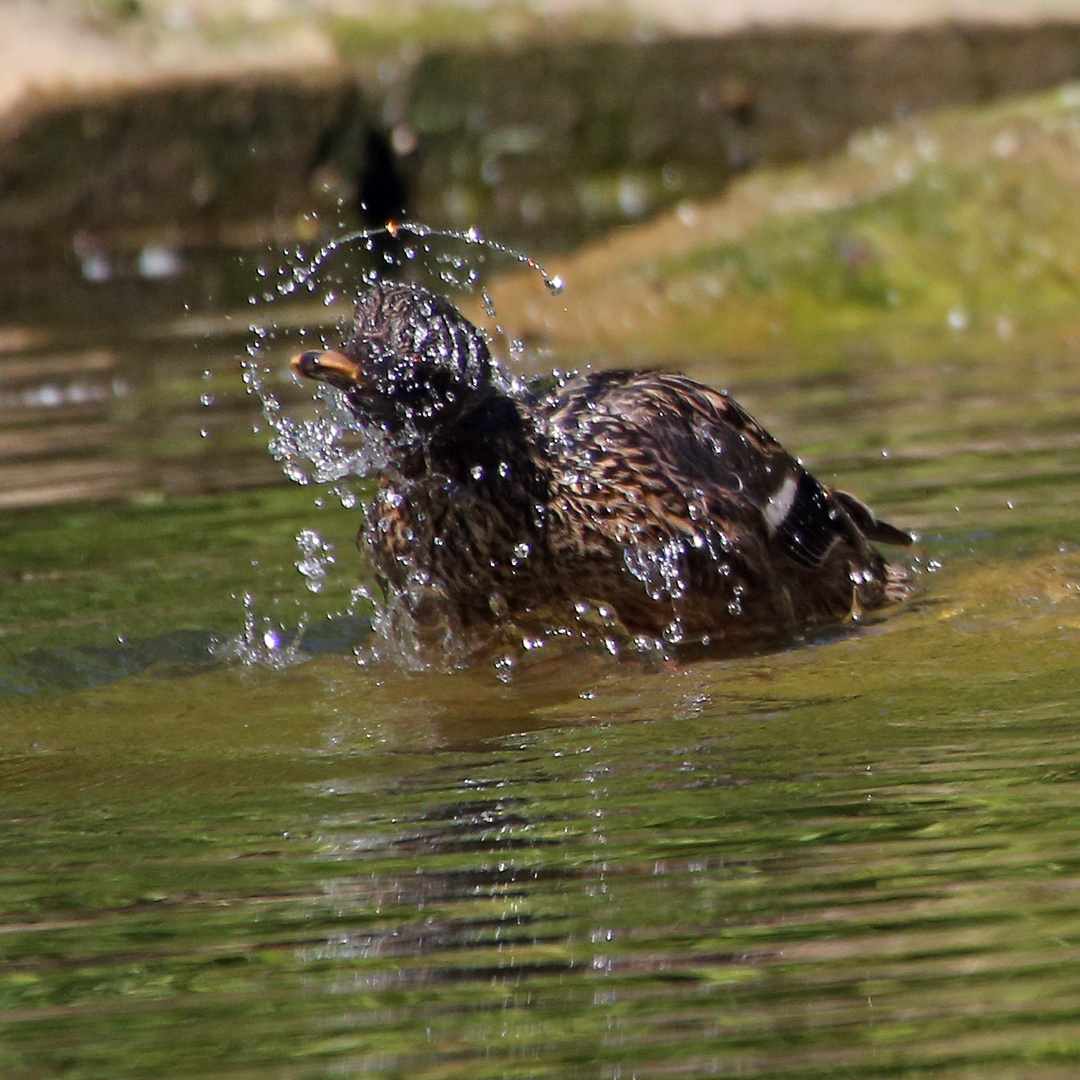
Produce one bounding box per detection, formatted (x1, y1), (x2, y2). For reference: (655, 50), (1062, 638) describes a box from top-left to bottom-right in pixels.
(295, 528), (336, 593)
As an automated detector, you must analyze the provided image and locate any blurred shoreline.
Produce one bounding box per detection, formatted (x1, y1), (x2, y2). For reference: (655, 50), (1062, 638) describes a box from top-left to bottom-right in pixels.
(6, 0), (1080, 115)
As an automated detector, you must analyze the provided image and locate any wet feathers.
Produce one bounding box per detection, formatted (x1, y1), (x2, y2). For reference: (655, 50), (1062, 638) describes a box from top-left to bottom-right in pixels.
(292, 282), (912, 655)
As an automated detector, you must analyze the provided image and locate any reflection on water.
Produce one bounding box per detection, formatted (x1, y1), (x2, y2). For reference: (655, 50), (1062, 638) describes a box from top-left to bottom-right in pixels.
(3, 220), (1080, 1076)
(0, 251), (271, 508)
(2, 616), (1080, 1078)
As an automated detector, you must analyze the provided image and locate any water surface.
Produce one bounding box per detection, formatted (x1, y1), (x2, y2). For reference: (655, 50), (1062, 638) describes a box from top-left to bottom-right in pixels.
(2, 225), (1080, 1079)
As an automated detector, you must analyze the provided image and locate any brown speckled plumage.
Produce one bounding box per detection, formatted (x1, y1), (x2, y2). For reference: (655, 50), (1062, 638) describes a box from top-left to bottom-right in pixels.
(292, 282), (912, 656)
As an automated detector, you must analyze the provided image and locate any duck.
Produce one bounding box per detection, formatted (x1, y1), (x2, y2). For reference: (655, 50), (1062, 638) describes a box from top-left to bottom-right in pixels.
(291, 281), (912, 659)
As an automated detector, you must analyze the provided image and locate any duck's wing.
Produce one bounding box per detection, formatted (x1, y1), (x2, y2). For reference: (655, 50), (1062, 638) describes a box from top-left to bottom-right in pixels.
(544, 369), (911, 571)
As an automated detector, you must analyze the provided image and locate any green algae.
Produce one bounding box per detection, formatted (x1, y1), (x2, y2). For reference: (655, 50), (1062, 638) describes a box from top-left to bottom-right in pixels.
(325, 2), (640, 62)
(664, 148), (1080, 347)
(505, 84), (1080, 372)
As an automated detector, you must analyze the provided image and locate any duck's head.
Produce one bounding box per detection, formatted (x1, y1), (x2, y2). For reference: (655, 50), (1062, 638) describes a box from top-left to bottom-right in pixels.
(291, 282), (495, 434)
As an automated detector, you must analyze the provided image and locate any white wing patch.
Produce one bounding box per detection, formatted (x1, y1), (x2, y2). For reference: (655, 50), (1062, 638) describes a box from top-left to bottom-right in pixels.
(763, 473), (799, 536)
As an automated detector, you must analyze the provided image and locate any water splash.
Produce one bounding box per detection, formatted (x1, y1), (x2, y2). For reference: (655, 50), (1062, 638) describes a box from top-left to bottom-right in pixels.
(214, 592), (309, 670)
(239, 223), (683, 673)
(276, 221), (564, 300)
(245, 222), (564, 503)
(295, 529), (335, 593)
(237, 229), (485, 668)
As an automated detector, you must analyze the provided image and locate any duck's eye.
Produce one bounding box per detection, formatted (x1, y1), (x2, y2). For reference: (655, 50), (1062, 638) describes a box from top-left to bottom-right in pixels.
(298, 350), (324, 368)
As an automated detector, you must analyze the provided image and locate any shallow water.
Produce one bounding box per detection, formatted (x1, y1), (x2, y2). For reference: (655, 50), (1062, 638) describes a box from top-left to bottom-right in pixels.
(3, 232), (1080, 1078)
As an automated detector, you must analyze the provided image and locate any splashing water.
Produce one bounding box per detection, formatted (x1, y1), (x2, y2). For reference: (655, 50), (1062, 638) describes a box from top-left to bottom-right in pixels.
(295, 529), (335, 593)
(243, 224), (803, 672)
(275, 221), (565, 301)
(214, 592), (309, 669)
(247, 222), (563, 498)
(238, 222), (572, 671)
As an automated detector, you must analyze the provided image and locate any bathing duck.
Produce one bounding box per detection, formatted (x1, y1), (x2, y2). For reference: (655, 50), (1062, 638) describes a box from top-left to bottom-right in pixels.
(292, 282), (911, 656)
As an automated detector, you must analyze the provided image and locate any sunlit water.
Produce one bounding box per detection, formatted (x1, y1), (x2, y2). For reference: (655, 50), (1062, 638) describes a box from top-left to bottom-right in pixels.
(2, 226), (1080, 1078)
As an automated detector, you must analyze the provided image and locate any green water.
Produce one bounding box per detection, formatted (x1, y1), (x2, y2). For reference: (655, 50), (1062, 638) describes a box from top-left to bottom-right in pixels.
(6, 84), (1080, 1076)
(2, 313), (1080, 1077)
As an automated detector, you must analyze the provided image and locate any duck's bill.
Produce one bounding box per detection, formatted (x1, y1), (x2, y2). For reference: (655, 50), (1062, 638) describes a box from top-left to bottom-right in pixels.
(290, 349), (364, 390)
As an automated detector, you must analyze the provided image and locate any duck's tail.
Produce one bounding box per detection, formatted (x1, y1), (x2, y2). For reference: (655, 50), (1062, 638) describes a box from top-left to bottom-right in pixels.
(830, 490), (915, 605)
(832, 489), (914, 548)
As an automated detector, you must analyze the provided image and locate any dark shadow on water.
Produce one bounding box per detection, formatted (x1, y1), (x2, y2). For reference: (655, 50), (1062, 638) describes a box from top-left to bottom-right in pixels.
(0, 615), (373, 698)
(0, 629), (221, 696)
